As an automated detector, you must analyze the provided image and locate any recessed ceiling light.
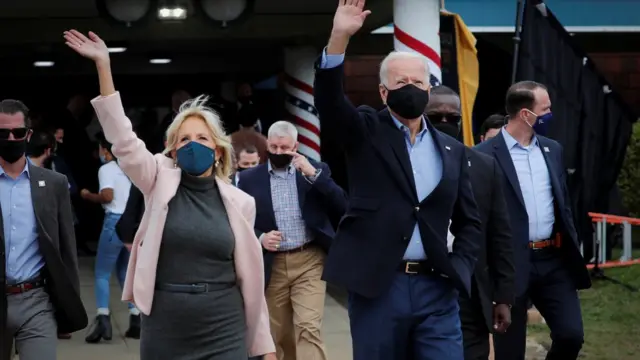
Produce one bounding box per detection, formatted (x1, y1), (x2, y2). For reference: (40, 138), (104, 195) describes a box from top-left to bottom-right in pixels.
(158, 6), (187, 20)
(149, 58), (171, 64)
(34, 61), (54, 67)
(108, 47), (127, 53)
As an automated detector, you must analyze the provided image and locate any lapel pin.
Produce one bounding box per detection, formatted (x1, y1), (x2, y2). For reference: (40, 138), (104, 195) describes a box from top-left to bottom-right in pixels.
(445, 146), (451, 150)
(468, 160), (471, 167)
(38, 180), (46, 187)
(544, 147), (550, 152)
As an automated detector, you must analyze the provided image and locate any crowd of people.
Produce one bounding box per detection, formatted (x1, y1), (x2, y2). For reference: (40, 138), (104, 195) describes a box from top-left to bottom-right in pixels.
(1, 1), (592, 360)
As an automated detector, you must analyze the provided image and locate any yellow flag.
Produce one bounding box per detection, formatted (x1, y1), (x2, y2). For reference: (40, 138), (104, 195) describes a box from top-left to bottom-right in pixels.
(442, 11), (479, 147)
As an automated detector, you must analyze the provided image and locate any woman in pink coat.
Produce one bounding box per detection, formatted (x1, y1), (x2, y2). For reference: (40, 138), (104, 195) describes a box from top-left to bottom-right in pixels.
(64, 30), (276, 360)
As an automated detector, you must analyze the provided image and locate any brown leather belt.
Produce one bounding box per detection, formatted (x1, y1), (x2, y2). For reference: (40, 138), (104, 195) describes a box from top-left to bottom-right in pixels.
(5, 277), (46, 294)
(398, 261), (437, 275)
(529, 233), (562, 250)
(277, 243), (314, 254)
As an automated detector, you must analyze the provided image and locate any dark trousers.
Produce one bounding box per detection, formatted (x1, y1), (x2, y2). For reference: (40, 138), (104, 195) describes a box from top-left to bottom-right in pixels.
(348, 273), (463, 360)
(459, 286), (490, 360)
(493, 252), (584, 360)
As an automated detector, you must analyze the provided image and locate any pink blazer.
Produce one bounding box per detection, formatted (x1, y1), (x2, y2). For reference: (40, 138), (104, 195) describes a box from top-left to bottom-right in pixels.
(91, 92), (275, 357)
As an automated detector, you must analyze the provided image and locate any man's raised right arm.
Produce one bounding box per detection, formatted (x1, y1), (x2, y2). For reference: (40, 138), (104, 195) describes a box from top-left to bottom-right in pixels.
(314, 2), (371, 147)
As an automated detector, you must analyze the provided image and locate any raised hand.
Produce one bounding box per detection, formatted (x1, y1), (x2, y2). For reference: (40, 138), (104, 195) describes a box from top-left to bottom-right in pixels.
(285, 151), (317, 177)
(64, 30), (109, 64)
(332, 0), (371, 37)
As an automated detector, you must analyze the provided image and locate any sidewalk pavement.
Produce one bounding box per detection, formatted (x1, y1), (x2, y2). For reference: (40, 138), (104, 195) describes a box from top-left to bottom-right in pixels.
(48, 257), (352, 360)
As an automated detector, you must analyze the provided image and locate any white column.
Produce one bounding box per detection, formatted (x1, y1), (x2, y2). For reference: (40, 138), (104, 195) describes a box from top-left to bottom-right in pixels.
(393, 0), (442, 85)
(283, 47), (321, 161)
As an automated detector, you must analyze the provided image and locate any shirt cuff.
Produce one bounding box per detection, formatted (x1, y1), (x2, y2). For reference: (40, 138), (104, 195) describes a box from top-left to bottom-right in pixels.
(320, 47), (345, 69)
(304, 169), (322, 184)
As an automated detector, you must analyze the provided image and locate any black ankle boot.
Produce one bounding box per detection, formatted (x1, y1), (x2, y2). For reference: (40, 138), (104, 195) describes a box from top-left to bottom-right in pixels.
(125, 314), (141, 339)
(85, 314), (112, 343)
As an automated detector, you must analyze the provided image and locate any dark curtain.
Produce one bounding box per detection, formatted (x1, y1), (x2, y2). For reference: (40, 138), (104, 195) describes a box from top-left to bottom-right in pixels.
(517, 0), (637, 261)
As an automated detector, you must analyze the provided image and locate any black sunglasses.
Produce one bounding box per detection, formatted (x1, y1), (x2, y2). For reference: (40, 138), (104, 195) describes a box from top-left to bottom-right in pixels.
(0, 127), (30, 140)
(427, 113), (462, 124)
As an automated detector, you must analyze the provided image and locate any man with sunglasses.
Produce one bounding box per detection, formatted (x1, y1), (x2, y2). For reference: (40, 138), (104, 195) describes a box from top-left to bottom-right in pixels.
(0, 99), (87, 360)
(427, 86), (516, 360)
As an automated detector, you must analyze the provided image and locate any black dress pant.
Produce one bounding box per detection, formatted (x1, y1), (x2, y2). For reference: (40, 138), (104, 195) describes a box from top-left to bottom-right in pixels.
(493, 252), (584, 360)
(459, 283), (491, 360)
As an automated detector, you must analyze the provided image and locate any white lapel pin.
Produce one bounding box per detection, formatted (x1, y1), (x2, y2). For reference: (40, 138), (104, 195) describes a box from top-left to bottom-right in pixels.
(468, 160), (471, 167)
(38, 180), (46, 187)
(445, 146), (451, 150)
(544, 147), (550, 152)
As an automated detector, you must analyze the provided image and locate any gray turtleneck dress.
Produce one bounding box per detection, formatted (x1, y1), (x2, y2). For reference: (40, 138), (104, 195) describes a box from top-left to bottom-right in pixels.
(140, 173), (247, 360)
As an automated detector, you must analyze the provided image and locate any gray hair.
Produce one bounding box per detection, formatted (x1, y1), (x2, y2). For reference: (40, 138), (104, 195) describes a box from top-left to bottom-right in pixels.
(379, 51), (431, 86)
(268, 120), (298, 140)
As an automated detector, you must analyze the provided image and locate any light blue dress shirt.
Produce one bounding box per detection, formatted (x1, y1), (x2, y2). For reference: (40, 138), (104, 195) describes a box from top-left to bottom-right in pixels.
(1, 161), (44, 284)
(501, 127), (555, 241)
(320, 50), (443, 260)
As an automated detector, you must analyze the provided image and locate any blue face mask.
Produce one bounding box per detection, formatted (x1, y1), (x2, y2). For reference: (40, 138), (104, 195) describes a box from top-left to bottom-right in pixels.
(176, 141), (216, 176)
(525, 110), (553, 136)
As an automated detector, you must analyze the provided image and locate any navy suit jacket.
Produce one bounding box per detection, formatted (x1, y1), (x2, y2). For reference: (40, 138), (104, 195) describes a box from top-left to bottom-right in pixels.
(314, 62), (482, 299)
(475, 131), (591, 295)
(238, 159), (347, 286)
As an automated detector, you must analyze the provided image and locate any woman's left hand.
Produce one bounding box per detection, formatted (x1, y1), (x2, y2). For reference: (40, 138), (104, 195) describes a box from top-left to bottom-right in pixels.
(263, 353), (277, 360)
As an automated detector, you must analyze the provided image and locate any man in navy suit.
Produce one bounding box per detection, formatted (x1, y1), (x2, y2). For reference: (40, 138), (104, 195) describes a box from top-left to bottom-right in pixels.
(238, 121), (346, 360)
(313, 1), (482, 359)
(475, 80), (591, 360)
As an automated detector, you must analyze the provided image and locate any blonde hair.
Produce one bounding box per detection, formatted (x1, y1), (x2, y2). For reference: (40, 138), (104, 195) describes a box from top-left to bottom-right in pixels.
(163, 95), (233, 183)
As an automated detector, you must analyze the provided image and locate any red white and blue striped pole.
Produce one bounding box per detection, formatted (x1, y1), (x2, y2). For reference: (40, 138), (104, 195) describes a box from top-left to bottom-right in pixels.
(284, 47), (321, 161)
(393, 0), (442, 86)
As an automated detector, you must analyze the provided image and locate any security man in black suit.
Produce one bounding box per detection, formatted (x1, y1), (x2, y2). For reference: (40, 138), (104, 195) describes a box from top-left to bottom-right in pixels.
(475, 81), (591, 360)
(427, 86), (516, 360)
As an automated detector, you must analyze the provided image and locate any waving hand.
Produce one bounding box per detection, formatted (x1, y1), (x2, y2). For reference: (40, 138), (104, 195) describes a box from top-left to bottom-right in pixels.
(64, 30), (110, 64)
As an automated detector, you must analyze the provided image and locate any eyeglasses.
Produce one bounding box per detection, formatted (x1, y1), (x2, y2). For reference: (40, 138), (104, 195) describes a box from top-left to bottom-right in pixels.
(0, 128), (29, 140)
(426, 113), (462, 124)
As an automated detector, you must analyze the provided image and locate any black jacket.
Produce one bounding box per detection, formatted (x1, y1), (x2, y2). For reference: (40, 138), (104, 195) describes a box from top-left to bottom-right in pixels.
(115, 186), (144, 245)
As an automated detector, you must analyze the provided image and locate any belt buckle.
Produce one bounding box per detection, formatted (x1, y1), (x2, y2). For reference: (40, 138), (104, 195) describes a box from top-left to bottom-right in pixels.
(405, 262), (419, 274)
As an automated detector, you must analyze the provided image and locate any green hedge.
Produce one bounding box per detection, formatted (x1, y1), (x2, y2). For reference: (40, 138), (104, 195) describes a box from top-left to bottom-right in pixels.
(618, 122), (640, 217)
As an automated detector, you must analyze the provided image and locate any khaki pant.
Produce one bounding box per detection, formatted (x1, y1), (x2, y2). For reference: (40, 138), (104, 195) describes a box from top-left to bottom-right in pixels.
(266, 246), (327, 360)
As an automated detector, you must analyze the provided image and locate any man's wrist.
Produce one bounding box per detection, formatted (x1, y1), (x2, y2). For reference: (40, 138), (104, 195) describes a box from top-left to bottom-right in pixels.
(303, 167), (317, 177)
(327, 31), (350, 54)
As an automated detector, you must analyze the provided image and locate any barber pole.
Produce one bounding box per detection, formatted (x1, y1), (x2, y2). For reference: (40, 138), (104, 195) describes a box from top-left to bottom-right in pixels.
(284, 47), (321, 161)
(393, 0), (442, 86)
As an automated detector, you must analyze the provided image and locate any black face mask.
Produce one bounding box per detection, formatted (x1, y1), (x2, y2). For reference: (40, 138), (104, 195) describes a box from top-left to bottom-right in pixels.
(0, 139), (27, 164)
(433, 122), (461, 139)
(385, 84), (430, 119)
(268, 152), (293, 169)
(237, 166), (249, 172)
(238, 96), (252, 105)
